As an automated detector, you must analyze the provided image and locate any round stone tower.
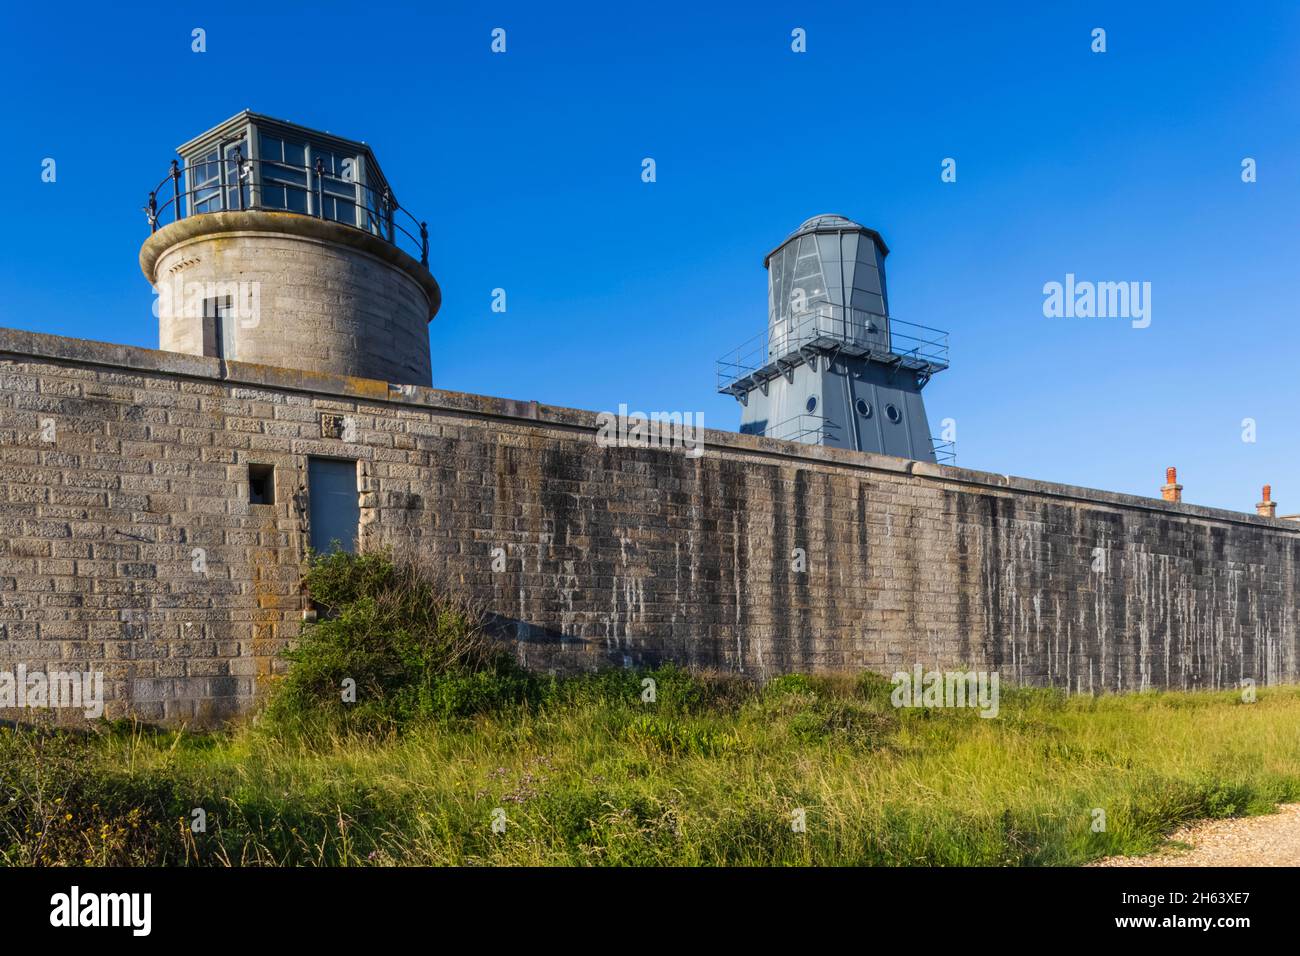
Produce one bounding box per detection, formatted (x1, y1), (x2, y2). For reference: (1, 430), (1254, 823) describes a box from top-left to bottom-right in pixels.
(141, 111), (440, 386)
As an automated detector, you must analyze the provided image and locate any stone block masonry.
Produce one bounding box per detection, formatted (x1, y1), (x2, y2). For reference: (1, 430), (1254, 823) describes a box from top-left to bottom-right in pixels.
(1, 326), (1297, 724)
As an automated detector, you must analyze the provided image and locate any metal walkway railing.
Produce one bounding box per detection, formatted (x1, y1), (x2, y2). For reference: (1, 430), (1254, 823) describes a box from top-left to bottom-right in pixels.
(931, 438), (957, 464)
(145, 151), (429, 266)
(717, 304), (949, 396)
(763, 413), (839, 443)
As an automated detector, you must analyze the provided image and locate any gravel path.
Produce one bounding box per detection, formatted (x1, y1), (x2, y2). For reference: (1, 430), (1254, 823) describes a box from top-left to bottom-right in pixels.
(1090, 803), (1300, 867)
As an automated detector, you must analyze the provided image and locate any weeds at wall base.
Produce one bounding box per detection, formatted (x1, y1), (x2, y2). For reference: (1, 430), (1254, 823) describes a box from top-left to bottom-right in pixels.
(2, 551), (1297, 867)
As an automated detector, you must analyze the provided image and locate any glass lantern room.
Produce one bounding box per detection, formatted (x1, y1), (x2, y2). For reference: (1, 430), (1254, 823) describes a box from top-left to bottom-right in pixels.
(146, 111), (428, 264)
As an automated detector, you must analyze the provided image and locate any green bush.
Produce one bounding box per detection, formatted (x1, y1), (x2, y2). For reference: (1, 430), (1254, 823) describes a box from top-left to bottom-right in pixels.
(264, 549), (535, 732)
(266, 552), (756, 735)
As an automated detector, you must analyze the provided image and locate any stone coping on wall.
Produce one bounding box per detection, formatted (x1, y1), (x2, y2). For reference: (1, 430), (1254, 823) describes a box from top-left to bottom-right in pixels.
(2, 324), (1295, 536)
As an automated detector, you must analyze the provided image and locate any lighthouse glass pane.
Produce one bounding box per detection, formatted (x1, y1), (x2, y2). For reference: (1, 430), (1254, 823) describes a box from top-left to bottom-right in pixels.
(793, 250), (826, 307)
(780, 248), (796, 318)
(323, 175), (354, 197)
(260, 183), (284, 209)
(315, 149), (358, 183)
(324, 196), (357, 226)
(189, 149), (222, 213)
(322, 182), (357, 226)
(261, 175), (307, 211)
(259, 133), (307, 168)
(260, 133), (310, 212)
(313, 148), (360, 226)
(839, 231), (859, 262)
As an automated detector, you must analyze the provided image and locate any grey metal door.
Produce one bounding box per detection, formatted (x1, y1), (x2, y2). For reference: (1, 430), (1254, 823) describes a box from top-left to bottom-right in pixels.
(203, 296), (235, 360)
(308, 458), (359, 554)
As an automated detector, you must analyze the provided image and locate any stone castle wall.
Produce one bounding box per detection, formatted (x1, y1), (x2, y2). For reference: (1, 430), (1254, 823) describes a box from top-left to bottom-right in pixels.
(1, 327), (1297, 723)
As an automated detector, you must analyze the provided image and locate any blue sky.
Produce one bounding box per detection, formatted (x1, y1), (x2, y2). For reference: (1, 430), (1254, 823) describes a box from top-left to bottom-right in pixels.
(2, 1), (1298, 513)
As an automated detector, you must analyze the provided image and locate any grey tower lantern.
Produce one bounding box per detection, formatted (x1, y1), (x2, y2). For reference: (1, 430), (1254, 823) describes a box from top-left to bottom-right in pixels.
(717, 215), (950, 461)
(141, 111), (440, 387)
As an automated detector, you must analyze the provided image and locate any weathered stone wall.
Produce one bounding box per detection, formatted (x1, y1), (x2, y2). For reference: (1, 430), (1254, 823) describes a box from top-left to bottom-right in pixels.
(1, 328), (1297, 723)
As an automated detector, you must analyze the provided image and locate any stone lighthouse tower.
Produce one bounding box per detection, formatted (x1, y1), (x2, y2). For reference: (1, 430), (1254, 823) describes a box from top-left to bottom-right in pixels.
(141, 111), (440, 386)
(717, 215), (950, 461)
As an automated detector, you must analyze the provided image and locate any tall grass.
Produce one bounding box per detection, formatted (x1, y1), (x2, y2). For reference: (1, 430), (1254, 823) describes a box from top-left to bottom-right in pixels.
(2, 550), (1297, 866)
(5, 678), (1298, 866)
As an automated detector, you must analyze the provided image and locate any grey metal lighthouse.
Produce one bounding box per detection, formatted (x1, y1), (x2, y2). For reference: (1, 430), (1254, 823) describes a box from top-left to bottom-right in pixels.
(717, 215), (950, 461)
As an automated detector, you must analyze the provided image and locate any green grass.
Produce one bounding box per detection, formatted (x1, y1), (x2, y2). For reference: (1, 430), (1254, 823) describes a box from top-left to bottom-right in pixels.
(3, 675), (1299, 866)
